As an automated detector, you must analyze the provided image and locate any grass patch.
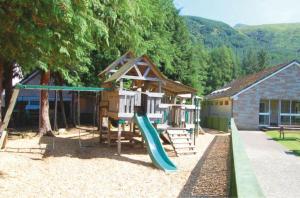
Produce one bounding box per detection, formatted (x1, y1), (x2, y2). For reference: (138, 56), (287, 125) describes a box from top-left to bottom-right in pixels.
(266, 131), (300, 156)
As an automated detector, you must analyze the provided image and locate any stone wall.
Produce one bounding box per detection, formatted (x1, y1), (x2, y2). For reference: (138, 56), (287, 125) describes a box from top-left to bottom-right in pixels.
(233, 63), (300, 129)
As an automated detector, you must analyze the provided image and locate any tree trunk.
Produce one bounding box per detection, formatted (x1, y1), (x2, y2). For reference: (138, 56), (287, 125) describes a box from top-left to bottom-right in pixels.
(0, 60), (3, 123)
(39, 70), (53, 136)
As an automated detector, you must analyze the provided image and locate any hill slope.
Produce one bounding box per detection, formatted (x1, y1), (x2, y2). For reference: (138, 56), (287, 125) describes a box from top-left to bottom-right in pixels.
(236, 23), (300, 63)
(185, 16), (300, 64)
(184, 16), (257, 53)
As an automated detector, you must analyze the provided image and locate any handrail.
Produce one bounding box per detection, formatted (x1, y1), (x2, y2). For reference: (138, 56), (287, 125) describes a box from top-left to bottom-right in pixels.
(15, 83), (111, 92)
(159, 103), (196, 109)
(230, 118), (264, 197)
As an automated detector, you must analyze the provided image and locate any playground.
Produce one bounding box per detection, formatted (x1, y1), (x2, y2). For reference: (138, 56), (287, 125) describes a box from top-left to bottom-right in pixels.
(0, 128), (214, 197)
(0, 52), (218, 197)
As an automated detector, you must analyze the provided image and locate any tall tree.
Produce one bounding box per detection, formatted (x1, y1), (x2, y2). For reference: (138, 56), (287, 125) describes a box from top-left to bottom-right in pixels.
(256, 49), (269, 72)
(0, 1), (108, 134)
(206, 46), (235, 93)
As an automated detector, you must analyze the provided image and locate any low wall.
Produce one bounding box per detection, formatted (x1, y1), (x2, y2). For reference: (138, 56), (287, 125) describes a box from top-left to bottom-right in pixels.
(230, 118), (264, 197)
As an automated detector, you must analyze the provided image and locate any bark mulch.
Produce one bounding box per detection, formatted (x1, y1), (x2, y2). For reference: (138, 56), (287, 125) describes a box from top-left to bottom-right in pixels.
(179, 134), (231, 198)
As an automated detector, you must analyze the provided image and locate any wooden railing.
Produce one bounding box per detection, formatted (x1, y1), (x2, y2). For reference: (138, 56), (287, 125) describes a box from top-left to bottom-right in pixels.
(158, 104), (197, 129)
(118, 90), (164, 120)
(118, 90), (140, 118)
(146, 91), (164, 119)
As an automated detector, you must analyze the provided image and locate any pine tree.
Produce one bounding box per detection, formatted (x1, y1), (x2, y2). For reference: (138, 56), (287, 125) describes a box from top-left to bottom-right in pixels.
(0, 0), (109, 134)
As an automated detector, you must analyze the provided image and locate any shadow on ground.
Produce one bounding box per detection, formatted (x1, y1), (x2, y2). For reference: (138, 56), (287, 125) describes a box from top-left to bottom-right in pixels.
(3, 131), (176, 170)
(268, 137), (300, 156)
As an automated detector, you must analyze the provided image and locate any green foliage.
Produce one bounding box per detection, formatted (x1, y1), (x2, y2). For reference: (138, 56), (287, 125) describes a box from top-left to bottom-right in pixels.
(184, 16), (257, 53)
(185, 15), (300, 74)
(0, 0), (109, 84)
(205, 46), (236, 93)
(242, 49), (269, 75)
(237, 23), (300, 64)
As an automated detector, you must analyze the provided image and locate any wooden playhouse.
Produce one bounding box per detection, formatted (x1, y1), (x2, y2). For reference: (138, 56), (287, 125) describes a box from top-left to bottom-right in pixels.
(98, 52), (201, 156)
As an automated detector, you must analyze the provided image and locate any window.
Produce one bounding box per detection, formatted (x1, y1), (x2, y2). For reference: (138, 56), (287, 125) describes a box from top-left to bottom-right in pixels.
(280, 100), (300, 125)
(281, 100), (290, 113)
(281, 116), (290, 125)
(30, 101), (39, 105)
(291, 116), (300, 125)
(260, 100), (269, 113)
(225, 100), (229, 105)
(291, 101), (300, 114)
(259, 100), (270, 126)
(259, 115), (269, 125)
(220, 101), (223, 105)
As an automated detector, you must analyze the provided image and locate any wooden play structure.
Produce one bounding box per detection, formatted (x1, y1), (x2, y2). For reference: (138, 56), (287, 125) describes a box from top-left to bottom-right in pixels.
(98, 52), (201, 156)
(0, 51), (202, 171)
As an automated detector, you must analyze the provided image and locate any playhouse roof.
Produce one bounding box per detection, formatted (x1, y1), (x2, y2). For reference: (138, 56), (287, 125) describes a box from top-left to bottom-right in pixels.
(206, 60), (300, 100)
(98, 51), (135, 77)
(100, 52), (197, 94)
(104, 55), (166, 83)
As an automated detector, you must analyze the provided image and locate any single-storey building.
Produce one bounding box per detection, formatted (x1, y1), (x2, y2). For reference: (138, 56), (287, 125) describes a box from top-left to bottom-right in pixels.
(9, 70), (97, 127)
(202, 60), (300, 130)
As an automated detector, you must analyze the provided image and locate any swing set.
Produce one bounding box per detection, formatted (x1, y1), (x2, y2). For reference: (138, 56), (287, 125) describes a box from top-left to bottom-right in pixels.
(0, 83), (111, 149)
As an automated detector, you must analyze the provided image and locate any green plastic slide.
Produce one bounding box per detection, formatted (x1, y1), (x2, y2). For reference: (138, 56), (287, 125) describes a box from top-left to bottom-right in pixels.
(134, 114), (177, 172)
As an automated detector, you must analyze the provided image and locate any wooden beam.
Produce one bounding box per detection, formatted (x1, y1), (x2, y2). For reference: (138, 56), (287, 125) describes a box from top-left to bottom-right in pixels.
(108, 118), (111, 146)
(77, 91), (80, 126)
(54, 90), (58, 131)
(15, 84), (111, 92)
(122, 75), (160, 81)
(117, 122), (122, 155)
(134, 65), (142, 77)
(136, 61), (148, 66)
(120, 79), (123, 90)
(143, 67), (151, 77)
(108, 69), (118, 73)
(0, 89), (20, 149)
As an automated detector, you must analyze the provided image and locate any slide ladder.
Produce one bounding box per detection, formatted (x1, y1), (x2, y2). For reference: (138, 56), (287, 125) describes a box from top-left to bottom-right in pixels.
(167, 129), (196, 156)
(134, 114), (177, 172)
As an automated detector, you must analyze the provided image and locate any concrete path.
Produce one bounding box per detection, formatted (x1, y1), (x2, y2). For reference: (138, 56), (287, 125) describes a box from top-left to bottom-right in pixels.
(239, 131), (300, 198)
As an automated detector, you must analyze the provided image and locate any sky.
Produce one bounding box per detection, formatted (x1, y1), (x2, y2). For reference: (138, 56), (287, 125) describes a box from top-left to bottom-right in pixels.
(174, 0), (300, 26)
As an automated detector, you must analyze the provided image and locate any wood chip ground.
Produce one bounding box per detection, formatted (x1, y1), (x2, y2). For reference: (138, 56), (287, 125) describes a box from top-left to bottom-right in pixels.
(179, 134), (231, 198)
(0, 127), (215, 198)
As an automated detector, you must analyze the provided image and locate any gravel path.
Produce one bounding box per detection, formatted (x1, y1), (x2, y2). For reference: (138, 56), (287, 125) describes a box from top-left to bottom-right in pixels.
(179, 134), (231, 198)
(239, 131), (300, 198)
(0, 129), (214, 198)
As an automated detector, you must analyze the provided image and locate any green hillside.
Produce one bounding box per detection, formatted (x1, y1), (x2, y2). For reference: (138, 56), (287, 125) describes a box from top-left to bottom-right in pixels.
(184, 16), (257, 54)
(237, 23), (300, 63)
(185, 16), (300, 64)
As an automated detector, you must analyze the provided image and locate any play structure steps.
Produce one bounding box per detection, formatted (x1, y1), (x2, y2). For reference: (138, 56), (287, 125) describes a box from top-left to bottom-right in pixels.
(166, 129), (196, 156)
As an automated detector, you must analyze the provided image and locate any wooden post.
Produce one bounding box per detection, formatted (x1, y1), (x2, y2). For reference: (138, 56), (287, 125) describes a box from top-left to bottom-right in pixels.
(77, 91), (80, 126)
(99, 109), (103, 143)
(54, 90), (58, 131)
(59, 90), (68, 128)
(118, 122), (122, 155)
(0, 89), (20, 149)
(108, 118), (111, 146)
(158, 81), (162, 92)
(120, 79), (123, 90)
